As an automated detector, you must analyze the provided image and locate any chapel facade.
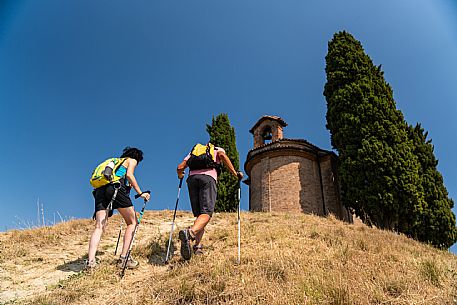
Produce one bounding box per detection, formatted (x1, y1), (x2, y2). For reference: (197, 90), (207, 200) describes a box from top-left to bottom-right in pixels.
(243, 115), (352, 222)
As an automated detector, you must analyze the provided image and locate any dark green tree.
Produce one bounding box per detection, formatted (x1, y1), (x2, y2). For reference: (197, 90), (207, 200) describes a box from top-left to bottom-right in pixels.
(323, 31), (424, 232)
(408, 123), (457, 248)
(206, 113), (240, 212)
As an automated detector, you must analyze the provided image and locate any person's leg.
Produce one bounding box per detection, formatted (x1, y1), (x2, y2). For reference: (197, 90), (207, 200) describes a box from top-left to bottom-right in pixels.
(191, 215), (210, 245)
(194, 228), (205, 247)
(117, 206), (137, 257)
(187, 176), (201, 219)
(192, 214), (211, 233)
(179, 175), (201, 260)
(186, 175), (202, 239)
(190, 175), (216, 247)
(88, 210), (108, 263)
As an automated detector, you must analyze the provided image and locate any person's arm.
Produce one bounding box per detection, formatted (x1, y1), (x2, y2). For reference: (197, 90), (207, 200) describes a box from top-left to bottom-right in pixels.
(177, 160), (187, 179)
(218, 151), (243, 180)
(125, 159), (150, 201)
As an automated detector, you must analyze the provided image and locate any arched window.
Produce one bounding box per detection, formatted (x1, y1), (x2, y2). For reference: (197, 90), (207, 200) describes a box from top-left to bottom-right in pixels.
(261, 126), (273, 144)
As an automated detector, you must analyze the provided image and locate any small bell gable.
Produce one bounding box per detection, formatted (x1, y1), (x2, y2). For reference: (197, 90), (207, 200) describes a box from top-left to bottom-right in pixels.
(250, 115), (288, 148)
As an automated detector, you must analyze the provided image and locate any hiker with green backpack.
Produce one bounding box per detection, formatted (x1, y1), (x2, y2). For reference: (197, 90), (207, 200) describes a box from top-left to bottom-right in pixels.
(86, 147), (151, 270)
(176, 143), (243, 260)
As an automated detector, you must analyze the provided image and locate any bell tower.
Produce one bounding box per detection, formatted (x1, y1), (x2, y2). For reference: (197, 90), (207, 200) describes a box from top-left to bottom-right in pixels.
(250, 115), (288, 148)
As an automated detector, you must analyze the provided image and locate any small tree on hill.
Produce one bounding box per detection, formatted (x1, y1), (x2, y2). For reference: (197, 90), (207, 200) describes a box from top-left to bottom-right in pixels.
(206, 113), (240, 212)
(323, 31), (424, 232)
(408, 123), (457, 248)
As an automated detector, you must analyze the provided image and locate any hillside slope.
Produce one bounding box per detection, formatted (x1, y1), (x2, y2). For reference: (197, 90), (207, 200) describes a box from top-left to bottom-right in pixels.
(1, 211), (456, 304)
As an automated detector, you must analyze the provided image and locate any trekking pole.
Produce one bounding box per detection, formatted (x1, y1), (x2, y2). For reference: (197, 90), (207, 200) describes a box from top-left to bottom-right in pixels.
(120, 190), (151, 278)
(114, 218), (123, 255)
(235, 172), (243, 265)
(237, 185), (241, 265)
(165, 178), (184, 264)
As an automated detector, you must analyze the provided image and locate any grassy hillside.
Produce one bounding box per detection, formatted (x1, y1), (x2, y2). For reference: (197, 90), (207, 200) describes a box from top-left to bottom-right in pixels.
(1, 211), (456, 304)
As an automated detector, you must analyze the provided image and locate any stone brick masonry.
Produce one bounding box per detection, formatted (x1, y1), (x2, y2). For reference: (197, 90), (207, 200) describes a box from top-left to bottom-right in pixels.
(245, 116), (352, 222)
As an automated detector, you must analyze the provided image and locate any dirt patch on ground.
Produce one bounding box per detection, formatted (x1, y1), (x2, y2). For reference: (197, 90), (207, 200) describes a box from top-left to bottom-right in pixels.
(0, 211), (228, 303)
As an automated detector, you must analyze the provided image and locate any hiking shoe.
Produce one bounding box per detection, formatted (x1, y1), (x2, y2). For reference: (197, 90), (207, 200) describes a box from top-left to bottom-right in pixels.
(118, 255), (139, 269)
(193, 245), (204, 255)
(84, 259), (97, 271)
(179, 229), (194, 260)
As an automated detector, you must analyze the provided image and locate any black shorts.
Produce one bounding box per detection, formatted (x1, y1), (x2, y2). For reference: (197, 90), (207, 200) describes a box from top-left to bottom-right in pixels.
(187, 174), (217, 217)
(92, 180), (133, 218)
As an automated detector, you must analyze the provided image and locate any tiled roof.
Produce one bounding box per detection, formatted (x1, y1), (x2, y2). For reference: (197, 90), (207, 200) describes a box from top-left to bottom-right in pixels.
(249, 115), (288, 133)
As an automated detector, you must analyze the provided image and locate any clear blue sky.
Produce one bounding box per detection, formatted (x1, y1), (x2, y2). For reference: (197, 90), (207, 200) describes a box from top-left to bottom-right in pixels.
(1, 0), (456, 252)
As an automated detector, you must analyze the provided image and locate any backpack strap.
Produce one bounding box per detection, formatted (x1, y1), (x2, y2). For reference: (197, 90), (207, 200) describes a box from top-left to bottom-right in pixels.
(113, 158), (128, 176)
(190, 144), (197, 156)
(101, 182), (121, 223)
(107, 183), (121, 210)
(208, 143), (217, 162)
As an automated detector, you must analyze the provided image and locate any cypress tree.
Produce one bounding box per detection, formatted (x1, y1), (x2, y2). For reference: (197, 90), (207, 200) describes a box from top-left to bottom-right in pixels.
(206, 113), (240, 212)
(323, 31), (424, 232)
(408, 123), (457, 248)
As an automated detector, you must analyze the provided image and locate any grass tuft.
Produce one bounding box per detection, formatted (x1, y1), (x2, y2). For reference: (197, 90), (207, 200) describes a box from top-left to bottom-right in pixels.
(420, 259), (442, 287)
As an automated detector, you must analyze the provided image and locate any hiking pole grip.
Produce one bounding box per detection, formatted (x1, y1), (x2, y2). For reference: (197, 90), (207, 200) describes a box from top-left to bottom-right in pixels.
(135, 190), (151, 199)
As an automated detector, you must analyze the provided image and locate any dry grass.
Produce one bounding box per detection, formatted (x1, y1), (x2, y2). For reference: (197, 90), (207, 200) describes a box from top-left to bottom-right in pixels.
(1, 211), (456, 305)
(0, 219), (91, 262)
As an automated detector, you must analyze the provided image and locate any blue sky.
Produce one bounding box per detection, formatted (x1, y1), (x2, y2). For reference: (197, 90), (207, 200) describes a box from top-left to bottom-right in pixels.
(1, 0), (456, 252)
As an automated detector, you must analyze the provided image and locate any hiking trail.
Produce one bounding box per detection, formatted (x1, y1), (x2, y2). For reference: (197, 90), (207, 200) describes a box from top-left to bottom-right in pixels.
(0, 211), (227, 303)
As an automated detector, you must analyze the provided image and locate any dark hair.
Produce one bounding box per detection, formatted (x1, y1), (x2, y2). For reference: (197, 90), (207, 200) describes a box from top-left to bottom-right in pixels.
(121, 147), (144, 163)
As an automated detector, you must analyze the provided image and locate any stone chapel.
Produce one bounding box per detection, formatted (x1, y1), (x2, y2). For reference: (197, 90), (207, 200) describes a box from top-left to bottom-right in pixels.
(243, 115), (352, 222)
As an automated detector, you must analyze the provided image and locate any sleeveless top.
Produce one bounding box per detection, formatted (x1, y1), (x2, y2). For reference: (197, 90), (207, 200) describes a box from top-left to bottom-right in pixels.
(115, 165), (127, 177)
